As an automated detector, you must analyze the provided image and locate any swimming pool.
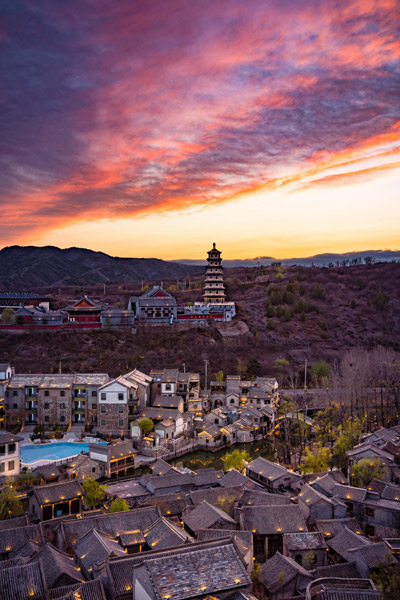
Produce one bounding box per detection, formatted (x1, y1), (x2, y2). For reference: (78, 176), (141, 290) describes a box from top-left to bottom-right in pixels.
(21, 441), (106, 465)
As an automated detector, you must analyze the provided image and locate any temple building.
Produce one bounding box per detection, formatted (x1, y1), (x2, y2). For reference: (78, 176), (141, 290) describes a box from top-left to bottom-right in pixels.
(203, 242), (226, 303)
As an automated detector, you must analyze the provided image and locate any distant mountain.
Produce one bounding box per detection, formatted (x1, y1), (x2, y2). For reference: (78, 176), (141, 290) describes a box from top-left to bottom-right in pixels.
(0, 246), (203, 291)
(174, 250), (400, 268)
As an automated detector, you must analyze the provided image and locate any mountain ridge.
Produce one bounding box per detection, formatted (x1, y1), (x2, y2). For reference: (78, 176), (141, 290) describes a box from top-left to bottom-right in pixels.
(0, 245), (203, 291)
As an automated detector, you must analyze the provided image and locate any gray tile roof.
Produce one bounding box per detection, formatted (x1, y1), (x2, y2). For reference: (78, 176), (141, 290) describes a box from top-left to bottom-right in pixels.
(119, 530), (145, 546)
(0, 431), (24, 444)
(241, 504), (307, 535)
(315, 518), (363, 539)
(144, 516), (192, 550)
(247, 456), (302, 481)
(31, 479), (83, 505)
(143, 541), (250, 600)
(197, 528), (252, 546)
(29, 542), (84, 588)
(0, 561), (47, 600)
(0, 514), (29, 530)
(0, 523), (44, 555)
(189, 485), (244, 506)
(60, 506), (160, 549)
(183, 500), (236, 533)
(312, 561), (362, 579)
(333, 484), (367, 503)
(284, 531), (327, 551)
(74, 528), (126, 573)
(109, 440), (136, 460)
(298, 483), (338, 507)
(327, 526), (371, 561)
(239, 488), (291, 506)
(151, 458), (173, 476)
(49, 579), (107, 600)
(221, 469), (255, 488)
(139, 492), (189, 517)
(153, 395), (182, 408)
(348, 541), (397, 568)
(260, 551), (312, 593)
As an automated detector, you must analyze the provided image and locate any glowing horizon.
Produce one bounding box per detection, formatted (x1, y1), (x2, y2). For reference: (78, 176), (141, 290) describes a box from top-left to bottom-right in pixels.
(1, 0), (399, 258)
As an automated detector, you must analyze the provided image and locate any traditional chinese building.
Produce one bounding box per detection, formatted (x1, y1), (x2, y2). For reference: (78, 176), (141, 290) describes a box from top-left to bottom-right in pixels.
(66, 296), (102, 324)
(128, 286), (177, 323)
(203, 242), (226, 303)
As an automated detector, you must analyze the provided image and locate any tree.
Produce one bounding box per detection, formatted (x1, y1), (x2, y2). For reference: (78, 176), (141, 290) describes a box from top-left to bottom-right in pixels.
(246, 357), (261, 378)
(273, 358), (290, 387)
(351, 458), (385, 488)
(109, 498), (130, 513)
(333, 416), (363, 468)
(1, 308), (14, 323)
(138, 418), (154, 436)
(372, 558), (400, 599)
(301, 446), (332, 474)
(310, 360), (330, 385)
(0, 484), (23, 520)
(216, 493), (236, 516)
(82, 478), (108, 509)
(215, 370), (224, 382)
(223, 449), (251, 473)
(314, 407), (339, 446)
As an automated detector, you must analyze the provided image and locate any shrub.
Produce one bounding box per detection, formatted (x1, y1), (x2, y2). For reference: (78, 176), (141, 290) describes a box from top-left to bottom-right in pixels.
(311, 283), (326, 300)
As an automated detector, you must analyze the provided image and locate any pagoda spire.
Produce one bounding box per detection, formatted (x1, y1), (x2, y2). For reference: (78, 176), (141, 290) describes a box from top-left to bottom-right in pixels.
(203, 242), (225, 303)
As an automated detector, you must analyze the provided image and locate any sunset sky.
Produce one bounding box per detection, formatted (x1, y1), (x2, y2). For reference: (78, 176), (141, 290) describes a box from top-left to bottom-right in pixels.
(1, 0), (399, 259)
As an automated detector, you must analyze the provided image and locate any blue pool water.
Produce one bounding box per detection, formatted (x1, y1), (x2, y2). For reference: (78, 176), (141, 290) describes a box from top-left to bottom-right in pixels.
(21, 441), (105, 464)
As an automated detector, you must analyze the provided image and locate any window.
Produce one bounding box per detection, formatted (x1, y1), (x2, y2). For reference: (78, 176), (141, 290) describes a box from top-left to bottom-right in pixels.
(13, 391), (17, 396)
(119, 419), (124, 427)
(0, 446), (5, 456)
(8, 444), (15, 453)
(165, 384), (171, 391)
(366, 524), (375, 537)
(101, 419), (106, 427)
(60, 390), (65, 397)
(44, 416), (49, 423)
(366, 507), (375, 517)
(101, 406), (106, 413)
(92, 467), (96, 473)
(91, 403), (97, 410)
(8, 461), (14, 471)
(345, 501), (354, 512)
(44, 403), (49, 409)
(60, 416), (65, 422)
(118, 405), (124, 413)
(101, 393), (106, 400)
(45, 390), (49, 397)
(295, 554), (302, 565)
(117, 393), (123, 401)
(91, 391), (96, 397)
(60, 403), (65, 409)
(13, 403), (17, 409)
(0, 463), (4, 473)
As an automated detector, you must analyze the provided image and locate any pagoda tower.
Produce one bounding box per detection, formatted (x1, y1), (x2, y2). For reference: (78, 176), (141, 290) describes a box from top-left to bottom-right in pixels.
(203, 242), (226, 303)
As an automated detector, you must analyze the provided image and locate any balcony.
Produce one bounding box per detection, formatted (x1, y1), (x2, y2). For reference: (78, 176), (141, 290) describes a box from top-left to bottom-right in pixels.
(25, 404), (38, 412)
(73, 406), (85, 413)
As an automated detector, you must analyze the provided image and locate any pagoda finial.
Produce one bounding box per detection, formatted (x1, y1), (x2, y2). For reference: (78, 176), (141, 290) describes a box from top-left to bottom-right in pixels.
(213, 242), (216, 249)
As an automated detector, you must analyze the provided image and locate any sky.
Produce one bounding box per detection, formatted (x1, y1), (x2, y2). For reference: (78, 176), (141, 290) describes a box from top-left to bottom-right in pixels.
(1, 0), (399, 260)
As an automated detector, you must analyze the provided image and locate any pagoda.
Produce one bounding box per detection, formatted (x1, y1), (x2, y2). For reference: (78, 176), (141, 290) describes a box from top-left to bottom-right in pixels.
(203, 243), (226, 303)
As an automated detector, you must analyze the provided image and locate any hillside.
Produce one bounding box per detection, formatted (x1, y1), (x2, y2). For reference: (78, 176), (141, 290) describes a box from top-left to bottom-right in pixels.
(0, 262), (399, 381)
(0, 246), (202, 291)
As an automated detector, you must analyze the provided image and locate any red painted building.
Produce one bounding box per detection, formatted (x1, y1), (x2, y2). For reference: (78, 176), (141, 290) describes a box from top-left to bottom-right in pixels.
(66, 296), (102, 324)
